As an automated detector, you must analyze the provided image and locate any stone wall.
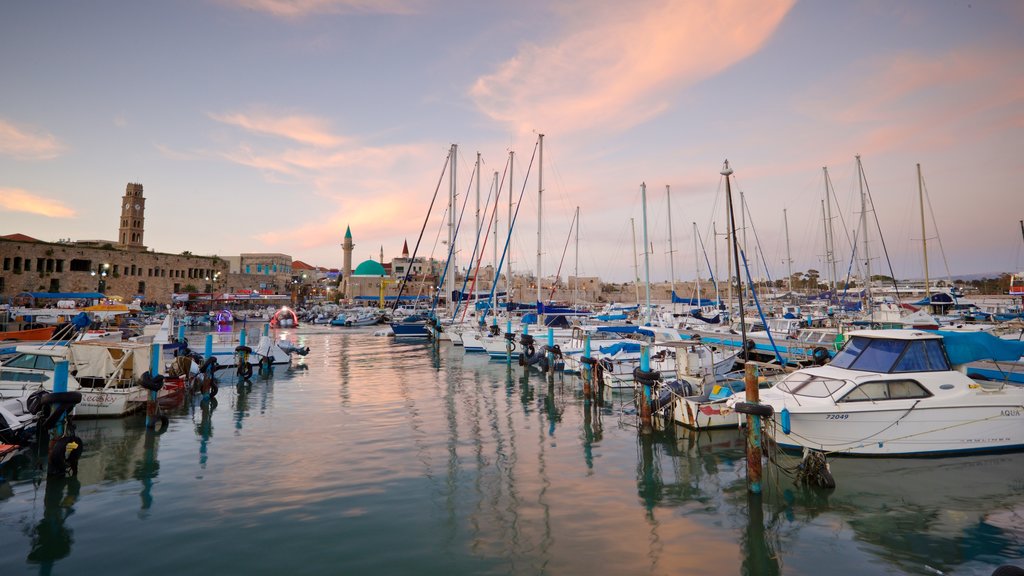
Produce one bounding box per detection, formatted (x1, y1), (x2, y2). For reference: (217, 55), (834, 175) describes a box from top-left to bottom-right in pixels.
(0, 238), (227, 303)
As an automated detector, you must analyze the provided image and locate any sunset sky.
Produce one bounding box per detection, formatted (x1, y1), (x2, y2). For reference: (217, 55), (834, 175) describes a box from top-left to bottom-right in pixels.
(1, 0), (1021, 284)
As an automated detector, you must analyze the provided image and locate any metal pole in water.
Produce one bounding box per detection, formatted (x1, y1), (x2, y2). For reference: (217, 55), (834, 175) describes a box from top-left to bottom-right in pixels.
(582, 333), (592, 398)
(146, 342), (160, 429)
(240, 329), (247, 349)
(204, 334), (213, 359)
(639, 344), (653, 434)
(263, 322), (270, 338)
(547, 327), (555, 380)
(54, 360), (68, 436)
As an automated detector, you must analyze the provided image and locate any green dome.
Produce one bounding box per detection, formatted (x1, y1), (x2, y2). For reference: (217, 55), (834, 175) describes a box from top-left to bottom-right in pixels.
(353, 259), (386, 276)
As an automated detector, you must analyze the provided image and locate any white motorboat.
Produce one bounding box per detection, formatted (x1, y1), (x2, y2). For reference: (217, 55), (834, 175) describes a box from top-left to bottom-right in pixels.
(0, 341), (165, 417)
(748, 329), (1024, 456)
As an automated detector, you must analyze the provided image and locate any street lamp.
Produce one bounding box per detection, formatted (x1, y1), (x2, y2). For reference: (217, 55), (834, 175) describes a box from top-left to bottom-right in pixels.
(91, 263), (109, 294)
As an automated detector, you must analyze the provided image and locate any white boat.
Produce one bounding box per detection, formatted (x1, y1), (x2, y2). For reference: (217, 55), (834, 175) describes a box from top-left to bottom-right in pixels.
(748, 329), (1024, 456)
(0, 341), (166, 417)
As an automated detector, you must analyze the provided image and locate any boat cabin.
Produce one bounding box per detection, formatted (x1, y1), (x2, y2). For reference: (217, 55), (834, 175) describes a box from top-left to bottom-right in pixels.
(829, 330), (950, 374)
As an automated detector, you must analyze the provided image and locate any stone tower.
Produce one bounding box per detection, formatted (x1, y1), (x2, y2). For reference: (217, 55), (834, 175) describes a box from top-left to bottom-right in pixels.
(341, 225), (354, 296)
(118, 183), (147, 251)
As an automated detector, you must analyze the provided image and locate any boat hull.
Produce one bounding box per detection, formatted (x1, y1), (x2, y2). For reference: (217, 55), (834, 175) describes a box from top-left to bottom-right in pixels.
(771, 403), (1024, 456)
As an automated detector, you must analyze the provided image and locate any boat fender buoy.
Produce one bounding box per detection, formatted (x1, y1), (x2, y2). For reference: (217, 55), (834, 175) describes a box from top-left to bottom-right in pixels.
(48, 435), (84, 477)
(633, 367), (661, 386)
(733, 401), (774, 418)
(812, 347), (830, 365)
(27, 389), (48, 415)
(780, 407), (791, 434)
(744, 340), (756, 352)
(140, 371), (165, 392)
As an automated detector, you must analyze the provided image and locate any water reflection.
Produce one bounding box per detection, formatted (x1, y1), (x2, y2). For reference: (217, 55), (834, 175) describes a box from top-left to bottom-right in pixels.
(27, 476), (80, 573)
(194, 397), (217, 469)
(763, 454), (1024, 574)
(133, 430), (161, 514)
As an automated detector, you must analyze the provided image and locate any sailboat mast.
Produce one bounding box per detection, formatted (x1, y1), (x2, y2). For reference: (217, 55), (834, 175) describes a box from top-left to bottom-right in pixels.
(631, 218), (640, 306)
(536, 134), (544, 316)
(823, 166), (838, 297)
(493, 170), (499, 310)
(693, 222), (702, 306)
(784, 208), (793, 294)
(448, 144), (458, 314)
(641, 183), (652, 325)
(723, 161), (747, 355)
(713, 221), (719, 297)
(508, 151), (514, 304)
(918, 163), (931, 300)
(666, 185), (677, 312)
(858, 154), (873, 309)
(574, 206), (580, 309)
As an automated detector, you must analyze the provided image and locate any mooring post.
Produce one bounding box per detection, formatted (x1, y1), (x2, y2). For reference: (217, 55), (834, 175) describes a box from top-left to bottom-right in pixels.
(640, 344), (653, 434)
(745, 362), (762, 493)
(546, 327), (555, 380)
(177, 323), (186, 345)
(204, 334), (213, 360)
(582, 333), (592, 398)
(506, 319), (513, 364)
(263, 322), (270, 338)
(54, 360), (69, 436)
(239, 329), (247, 349)
(146, 342), (160, 429)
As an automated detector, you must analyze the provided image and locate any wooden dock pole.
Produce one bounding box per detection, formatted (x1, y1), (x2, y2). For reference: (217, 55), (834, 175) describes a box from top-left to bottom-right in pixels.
(744, 362), (762, 494)
(506, 320), (513, 364)
(639, 345), (653, 435)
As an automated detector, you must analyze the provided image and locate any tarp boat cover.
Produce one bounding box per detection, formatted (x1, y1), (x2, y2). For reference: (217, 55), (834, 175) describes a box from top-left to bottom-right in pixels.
(929, 331), (1024, 365)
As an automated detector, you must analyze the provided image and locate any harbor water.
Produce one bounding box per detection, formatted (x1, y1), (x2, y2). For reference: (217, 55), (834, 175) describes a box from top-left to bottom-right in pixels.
(1, 329), (1021, 575)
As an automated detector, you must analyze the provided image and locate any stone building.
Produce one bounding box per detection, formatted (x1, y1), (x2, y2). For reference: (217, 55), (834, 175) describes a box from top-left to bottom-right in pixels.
(0, 234), (226, 302)
(0, 183), (227, 303)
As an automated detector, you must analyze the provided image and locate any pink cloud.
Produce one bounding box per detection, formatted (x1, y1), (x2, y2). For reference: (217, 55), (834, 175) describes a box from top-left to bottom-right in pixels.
(223, 0), (417, 17)
(0, 188), (77, 218)
(0, 118), (65, 160)
(210, 110), (347, 148)
(470, 0), (795, 136)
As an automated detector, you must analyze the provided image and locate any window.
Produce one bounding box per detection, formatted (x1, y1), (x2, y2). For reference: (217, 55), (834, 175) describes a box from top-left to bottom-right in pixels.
(830, 336), (867, 369)
(5, 354), (39, 369)
(138, 281), (146, 294)
(70, 259), (91, 272)
(775, 373), (848, 398)
(24, 258), (31, 272)
(2, 257), (9, 271)
(56, 259), (64, 272)
(33, 355), (55, 370)
(840, 379), (931, 402)
(924, 340), (950, 371)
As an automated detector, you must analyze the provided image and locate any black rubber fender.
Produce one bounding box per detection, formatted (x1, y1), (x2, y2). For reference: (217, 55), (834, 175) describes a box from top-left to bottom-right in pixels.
(41, 391), (83, 405)
(812, 347), (830, 365)
(579, 356), (597, 367)
(235, 345), (252, 354)
(139, 371), (165, 392)
(992, 566), (1024, 576)
(27, 389), (48, 414)
(744, 340), (757, 352)
(520, 334), (535, 347)
(237, 362), (253, 379)
(734, 401), (774, 418)
(632, 366), (662, 385)
(146, 414), (170, 432)
(48, 435), (84, 477)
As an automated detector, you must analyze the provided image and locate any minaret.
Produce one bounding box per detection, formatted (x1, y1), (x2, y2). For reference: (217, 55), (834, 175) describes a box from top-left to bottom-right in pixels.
(379, 245), (384, 264)
(118, 182), (147, 251)
(342, 225), (354, 296)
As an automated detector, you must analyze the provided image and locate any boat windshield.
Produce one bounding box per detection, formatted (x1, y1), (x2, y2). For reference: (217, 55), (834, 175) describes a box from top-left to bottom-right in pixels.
(2, 353), (56, 370)
(829, 336), (950, 373)
(775, 372), (848, 398)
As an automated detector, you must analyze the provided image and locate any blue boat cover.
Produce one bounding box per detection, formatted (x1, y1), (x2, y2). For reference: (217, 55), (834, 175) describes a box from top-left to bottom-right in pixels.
(931, 331), (1024, 364)
(670, 292), (717, 306)
(594, 313), (628, 321)
(599, 342), (643, 356)
(595, 325), (654, 338)
(21, 291), (106, 299)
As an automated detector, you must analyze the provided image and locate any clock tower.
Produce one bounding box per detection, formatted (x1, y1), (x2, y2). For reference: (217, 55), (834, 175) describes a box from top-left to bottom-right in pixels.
(118, 182), (147, 251)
